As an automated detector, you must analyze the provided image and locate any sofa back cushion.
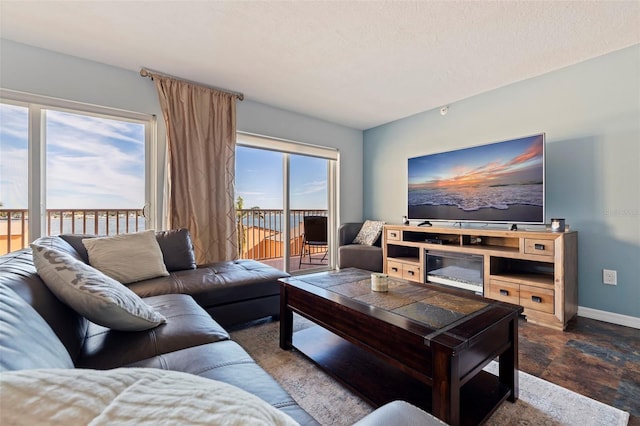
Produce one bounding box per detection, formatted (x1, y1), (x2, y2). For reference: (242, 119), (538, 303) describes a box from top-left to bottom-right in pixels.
(60, 228), (197, 272)
(81, 230), (169, 284)
(1, 239), (89, 363)
(0, 284), (74, 371)
(155, 228), (197, 271)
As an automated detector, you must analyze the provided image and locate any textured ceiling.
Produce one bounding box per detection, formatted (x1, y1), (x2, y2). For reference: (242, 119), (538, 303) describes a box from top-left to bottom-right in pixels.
(1, 1), (639, 130)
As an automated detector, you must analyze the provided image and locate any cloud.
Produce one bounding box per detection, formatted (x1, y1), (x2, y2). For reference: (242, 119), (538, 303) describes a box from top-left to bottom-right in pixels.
(0, 146), (29, 208)
(47, 110), (144, 146)
(293, 179), (327, 196)
(0, 105), (146, 209)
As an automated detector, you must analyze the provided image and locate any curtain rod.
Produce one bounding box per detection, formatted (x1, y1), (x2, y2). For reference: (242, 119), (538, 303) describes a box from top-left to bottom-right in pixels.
(139, 68), (244, 101)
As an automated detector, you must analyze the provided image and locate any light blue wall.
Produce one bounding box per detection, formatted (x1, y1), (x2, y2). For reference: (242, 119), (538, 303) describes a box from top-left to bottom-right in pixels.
(363, 45), (640, 318)
(0, 39), (363, 224)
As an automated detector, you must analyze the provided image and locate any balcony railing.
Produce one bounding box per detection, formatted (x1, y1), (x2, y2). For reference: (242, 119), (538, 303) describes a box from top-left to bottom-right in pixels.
(0, 209), (144, 255)
(236, 209), (328, 261)
(1, 209), (328, 263)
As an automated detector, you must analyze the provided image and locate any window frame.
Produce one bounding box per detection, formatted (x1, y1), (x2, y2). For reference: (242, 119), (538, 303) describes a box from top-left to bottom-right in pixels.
(0, 88), (158, 243)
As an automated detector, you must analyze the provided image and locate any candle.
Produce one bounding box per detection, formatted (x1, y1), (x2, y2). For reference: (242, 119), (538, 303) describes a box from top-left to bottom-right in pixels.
(371, 273), (389, 292)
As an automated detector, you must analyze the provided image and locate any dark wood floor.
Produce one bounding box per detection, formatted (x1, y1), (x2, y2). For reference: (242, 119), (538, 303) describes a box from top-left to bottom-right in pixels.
(518, 316), (639, 425)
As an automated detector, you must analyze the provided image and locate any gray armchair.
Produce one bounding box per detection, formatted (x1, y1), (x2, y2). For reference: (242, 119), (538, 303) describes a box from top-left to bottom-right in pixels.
(338, 222), (383, 272)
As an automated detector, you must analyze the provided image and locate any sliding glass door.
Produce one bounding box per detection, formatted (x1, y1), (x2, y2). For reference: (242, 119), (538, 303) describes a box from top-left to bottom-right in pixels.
(235, 133), (338, 274)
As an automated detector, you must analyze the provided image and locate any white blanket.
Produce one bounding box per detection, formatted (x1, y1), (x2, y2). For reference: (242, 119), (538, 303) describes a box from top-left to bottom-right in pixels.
(0, 368), (299, 426)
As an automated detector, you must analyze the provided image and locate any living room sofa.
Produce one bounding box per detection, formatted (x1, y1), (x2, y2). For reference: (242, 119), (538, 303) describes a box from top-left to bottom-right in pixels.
(58, 229), (286, 328)
(0, 233), (318, 424)
(0, 231), (444, 425)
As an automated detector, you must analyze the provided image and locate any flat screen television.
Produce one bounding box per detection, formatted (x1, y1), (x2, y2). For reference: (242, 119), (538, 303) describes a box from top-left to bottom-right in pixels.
(408, 133), (545, 224)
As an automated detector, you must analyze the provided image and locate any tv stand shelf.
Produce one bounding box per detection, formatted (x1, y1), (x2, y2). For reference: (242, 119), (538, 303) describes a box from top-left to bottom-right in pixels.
(383, 225), (578, 330)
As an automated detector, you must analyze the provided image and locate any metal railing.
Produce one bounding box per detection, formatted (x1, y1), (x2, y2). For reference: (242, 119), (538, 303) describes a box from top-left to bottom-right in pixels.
(236, 209), (328, 261)
(1, 208), (328, 261)
(0, 209), (144, 255)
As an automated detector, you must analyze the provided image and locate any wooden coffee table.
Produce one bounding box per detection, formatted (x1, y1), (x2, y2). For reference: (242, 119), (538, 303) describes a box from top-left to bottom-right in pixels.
(279, 268), (524, 426)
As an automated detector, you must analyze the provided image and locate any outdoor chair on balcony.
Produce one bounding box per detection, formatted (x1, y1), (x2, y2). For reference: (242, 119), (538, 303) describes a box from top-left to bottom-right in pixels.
(298, 216), (328, 267)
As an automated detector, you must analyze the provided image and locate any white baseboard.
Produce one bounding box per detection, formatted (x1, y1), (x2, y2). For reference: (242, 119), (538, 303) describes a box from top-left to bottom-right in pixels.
(578, 306), (640, 329)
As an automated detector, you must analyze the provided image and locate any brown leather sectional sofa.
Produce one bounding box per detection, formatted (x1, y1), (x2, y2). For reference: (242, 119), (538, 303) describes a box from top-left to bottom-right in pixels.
(0, 232), (317, 424)
(58, 229), (287, 328)
(0, 230), (444, 425)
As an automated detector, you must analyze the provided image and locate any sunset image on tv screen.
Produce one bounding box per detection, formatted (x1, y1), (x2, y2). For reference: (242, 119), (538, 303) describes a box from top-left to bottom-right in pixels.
(408, 134), (544, 223)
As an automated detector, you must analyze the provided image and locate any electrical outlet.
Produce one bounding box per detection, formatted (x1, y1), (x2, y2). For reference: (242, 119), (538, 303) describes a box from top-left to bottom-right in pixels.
(603, 269), (617, 285)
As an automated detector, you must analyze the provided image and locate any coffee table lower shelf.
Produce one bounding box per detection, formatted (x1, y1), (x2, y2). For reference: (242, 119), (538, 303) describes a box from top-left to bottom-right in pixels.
(292, 325), (511, 426)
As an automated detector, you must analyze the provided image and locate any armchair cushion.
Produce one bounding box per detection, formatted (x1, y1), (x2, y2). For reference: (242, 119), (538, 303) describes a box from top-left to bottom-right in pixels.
(338, 245), (383, 272)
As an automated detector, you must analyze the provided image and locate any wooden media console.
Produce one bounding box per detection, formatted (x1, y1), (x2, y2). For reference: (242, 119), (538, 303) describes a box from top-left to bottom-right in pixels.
(383, 225), (578, 330)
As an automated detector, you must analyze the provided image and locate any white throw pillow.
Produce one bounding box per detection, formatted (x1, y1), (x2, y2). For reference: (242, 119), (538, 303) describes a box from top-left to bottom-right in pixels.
(82, 230), (169, 284)
(31, 243), (166, 331)
(352, 220), (385, 245)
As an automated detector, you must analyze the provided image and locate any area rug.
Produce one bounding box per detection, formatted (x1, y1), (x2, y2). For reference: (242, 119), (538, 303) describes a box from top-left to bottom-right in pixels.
(230, 316), (630, 426)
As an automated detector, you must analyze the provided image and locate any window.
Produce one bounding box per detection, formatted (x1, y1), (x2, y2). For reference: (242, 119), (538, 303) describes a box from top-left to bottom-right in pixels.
(235, 132), (338, 273)
(0, 89), (156, 254)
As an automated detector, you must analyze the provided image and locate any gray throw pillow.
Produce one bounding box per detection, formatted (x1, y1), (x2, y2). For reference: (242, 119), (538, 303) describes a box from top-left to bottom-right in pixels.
(31, 244), (166, 331)
(352, 220), (385, 245)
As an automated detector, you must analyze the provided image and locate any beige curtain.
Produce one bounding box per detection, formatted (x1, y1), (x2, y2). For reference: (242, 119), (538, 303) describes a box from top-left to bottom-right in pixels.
(151, 73), (238, 264)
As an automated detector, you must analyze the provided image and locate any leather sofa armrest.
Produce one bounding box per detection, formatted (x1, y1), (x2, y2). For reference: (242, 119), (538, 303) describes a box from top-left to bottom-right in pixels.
(338, 222), (364, 246)
(353, 401), (448, 426)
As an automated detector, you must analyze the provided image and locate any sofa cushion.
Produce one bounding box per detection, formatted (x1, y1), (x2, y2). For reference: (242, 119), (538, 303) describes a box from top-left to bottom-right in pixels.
(0, 247), (88, 362)
(338, 246), (383, 272)
(155, 228), (197, 271)
(0, 284), (74, 371)
(127, 340), (319, 426)
(82, 230), (169, 283)
(352, 220), (385, 245)
(127, 259), (289, 308)
(76, 294), (230, 369)
(61, 229), (197, 272)
(31, 243), (166, 332)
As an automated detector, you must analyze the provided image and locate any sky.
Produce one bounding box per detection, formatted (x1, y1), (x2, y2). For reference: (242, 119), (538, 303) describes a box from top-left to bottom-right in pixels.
(1, 102), (327, 211)
(0, 103), (145, 209)
(235, 145), (328, 210)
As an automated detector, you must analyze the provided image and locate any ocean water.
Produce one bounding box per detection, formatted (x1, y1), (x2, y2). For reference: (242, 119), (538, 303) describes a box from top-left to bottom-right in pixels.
(408, 184), (543, 211)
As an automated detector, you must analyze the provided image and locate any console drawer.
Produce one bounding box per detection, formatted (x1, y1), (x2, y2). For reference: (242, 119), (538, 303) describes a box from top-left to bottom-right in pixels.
(386, 229), (401, 241)
(524, 238), (554, 257)
(488, 280), (520, 305)
(387, 260), (404, 278)
(402, 265), (421, 282)
(520, 285), (554, 314)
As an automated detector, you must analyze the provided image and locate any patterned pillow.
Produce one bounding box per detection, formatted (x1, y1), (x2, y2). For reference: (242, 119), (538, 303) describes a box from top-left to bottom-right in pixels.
(82, 230), (169, 284)
(31, 244), (166, 331)
(352, 220), (385, 245)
